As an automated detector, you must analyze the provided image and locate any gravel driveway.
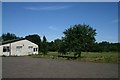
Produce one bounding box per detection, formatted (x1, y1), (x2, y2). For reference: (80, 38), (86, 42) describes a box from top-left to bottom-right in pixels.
(2, 57), (118, 78)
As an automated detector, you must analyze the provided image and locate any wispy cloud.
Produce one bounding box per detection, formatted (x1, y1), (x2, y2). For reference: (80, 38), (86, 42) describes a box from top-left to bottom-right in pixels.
(48, 26), (57, 31)
(24, 6), (70, 11)
(112, 19), (119, 23)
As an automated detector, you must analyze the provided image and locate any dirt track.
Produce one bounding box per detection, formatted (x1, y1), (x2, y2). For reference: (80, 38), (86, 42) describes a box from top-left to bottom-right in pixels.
(2, 57), (118, 78)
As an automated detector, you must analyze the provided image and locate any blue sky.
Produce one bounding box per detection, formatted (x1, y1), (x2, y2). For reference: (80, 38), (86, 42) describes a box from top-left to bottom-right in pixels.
(2, 2), (118, 42)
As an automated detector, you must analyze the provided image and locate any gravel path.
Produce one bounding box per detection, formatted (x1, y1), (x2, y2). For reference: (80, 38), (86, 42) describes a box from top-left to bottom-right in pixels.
(2, 57), (118, 78)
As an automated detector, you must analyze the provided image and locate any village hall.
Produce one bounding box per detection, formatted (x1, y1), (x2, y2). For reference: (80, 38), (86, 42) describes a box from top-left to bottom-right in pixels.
(0, 38), (38, 56)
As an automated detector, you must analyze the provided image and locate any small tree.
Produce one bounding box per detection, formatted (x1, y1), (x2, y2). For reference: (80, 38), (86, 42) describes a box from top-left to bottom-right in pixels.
(41, 36), (48, 55)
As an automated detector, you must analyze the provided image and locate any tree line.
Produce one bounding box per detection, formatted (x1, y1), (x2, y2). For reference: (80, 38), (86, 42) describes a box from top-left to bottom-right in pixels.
(0, 24), (119, 57)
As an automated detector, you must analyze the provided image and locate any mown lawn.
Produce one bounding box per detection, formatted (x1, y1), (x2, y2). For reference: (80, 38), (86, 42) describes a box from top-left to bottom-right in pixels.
(32, 52), (119, 64)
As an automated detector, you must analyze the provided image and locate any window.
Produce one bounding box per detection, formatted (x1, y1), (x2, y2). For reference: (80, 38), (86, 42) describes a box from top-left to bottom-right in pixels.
(36, 48), (37, 52)
(28, 46), (33, 52)
(16, 46), (22, 52)
(33, 48), (36, 52)
(3, 46), (10, 52)
(33, 48), (38, 52)
(28, 46), (33, 49)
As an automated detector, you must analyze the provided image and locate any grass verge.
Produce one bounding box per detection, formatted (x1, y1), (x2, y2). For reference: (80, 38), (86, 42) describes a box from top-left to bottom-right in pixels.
(32, 52), (119, 64)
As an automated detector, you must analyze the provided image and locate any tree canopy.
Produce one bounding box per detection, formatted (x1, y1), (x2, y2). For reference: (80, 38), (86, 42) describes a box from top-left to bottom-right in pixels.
(1, 33), (20, 41)
(61, 24), (97, 57)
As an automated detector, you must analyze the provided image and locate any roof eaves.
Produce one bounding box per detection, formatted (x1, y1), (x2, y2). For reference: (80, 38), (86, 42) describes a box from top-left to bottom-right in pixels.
(2, 38), (25, 45)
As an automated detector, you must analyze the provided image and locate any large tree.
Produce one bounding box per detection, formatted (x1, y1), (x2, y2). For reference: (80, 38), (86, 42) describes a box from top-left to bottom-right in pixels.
(62, 24), (96, 57)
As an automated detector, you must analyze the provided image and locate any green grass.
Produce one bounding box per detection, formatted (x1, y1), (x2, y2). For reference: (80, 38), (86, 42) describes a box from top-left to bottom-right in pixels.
(31, 52), (119, 64)
(78, 52), (119, 63)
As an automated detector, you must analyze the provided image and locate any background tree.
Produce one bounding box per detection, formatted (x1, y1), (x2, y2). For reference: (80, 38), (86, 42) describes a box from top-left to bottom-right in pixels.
(1, 33), (20, 41)
(109, 43), (118, 52)
(58, 39), (68, 55)
(48, 41), (56, 52)
(97, 42), (118, 52)
(48, 39), (63, 52)
(41, 36), (48, 55)
(62, 24), (96, 57)
(98, 41), (110, 52)
(53, 39), (62, 51)
(92, 42), (102, 52)
(25, 34), (41, 52)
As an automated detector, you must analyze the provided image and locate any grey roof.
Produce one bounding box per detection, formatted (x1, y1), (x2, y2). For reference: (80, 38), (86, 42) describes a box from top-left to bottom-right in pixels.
(1, 38), (26, 45)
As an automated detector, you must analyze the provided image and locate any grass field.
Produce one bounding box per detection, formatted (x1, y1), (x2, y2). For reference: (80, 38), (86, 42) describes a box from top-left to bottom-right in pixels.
(32, 52), (119, 64)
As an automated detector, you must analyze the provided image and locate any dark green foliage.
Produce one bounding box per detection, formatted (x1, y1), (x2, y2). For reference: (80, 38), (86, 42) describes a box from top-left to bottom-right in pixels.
(41, 36), (48, 55)
(62, 24), (97, 57)
(91, 41), (119, 52)
(92, 42), (102, 52)
(25, 34), (41, 51)
(48, 39), (63, 52)
(98, 42), (118, 52)
(48, 41), (56, 51)
(1, 33), (20, 41)
(25, 34), (41, 45)
(0, 36), (2, 43)
(54, 39), (62, 51)
(58, 41), (67, 55)
(98, 41), (110, 52)
(109, 43), (118, 52)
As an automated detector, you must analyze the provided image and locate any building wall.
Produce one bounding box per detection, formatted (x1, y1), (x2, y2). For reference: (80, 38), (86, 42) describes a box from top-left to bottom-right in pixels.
(0, 39), (38, 56)
(0, 46), (2, 56)
(0, 44), (10, 56)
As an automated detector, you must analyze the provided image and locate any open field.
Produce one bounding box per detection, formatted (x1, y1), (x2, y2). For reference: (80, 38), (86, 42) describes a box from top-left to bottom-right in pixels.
(32, 52), (119, 64)
(2, 57), (118, 78)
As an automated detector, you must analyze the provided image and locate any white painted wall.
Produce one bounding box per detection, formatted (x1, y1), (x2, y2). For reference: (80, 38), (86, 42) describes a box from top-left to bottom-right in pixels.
(0, 39), (38, 56)
(0, 44), (10, 56)
(0, 46), (3, 56)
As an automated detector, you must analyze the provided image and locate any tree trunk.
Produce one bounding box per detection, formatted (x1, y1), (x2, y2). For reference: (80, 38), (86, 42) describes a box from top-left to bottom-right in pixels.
(78, 51), (81, 57)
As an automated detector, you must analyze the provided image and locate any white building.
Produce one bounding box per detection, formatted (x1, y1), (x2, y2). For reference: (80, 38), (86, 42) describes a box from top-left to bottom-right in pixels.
(0, 39), (38, 56)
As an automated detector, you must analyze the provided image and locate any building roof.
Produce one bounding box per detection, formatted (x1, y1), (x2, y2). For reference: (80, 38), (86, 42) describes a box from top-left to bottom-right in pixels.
(1, 38), (26, 45)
